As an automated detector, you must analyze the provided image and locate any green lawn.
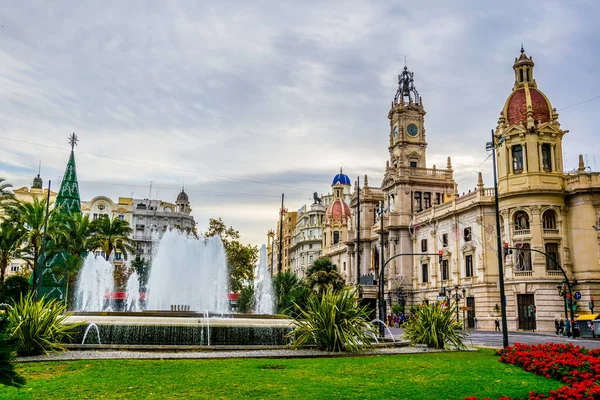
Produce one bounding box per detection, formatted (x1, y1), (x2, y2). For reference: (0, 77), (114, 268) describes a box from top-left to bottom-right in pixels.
(1, 349), (560, 399)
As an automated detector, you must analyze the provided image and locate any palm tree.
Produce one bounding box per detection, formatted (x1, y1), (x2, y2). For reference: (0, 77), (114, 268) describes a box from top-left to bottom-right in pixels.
(0, 178), (14, 210)
(0, 221), (25, 283)
(306, 257), (345, 295)
(50, 212), (100, 305)
(5, 198), (54, 285)
(93, 215), (134, 260)
(273, 271), (310, 316)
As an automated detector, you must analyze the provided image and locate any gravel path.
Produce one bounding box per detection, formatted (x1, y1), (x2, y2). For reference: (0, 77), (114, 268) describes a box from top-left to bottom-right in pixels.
(17, 345), (444, 362)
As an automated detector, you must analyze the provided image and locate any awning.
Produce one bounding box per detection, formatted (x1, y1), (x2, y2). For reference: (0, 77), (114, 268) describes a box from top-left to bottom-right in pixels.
(576, 314), (599, 321)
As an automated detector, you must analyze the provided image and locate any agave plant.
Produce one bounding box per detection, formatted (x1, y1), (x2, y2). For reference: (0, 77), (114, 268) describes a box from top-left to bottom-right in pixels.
(403, 301), (468, 350)
(0, 304), (25, 388)
(288, 288), (377, 352)
(6, 292), (83, 356)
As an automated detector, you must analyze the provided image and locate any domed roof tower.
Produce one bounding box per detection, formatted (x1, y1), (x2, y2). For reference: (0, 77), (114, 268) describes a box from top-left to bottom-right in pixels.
(175, 187), (191, 215)
(502, 45), (553, 129)
(494, 46), (566, 196)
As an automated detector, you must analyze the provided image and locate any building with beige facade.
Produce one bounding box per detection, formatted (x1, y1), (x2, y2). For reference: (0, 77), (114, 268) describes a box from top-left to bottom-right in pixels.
(280, 48), (600, 332)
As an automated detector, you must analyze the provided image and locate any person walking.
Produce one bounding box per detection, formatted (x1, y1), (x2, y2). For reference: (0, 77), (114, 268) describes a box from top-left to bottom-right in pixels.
(555, 319), (560, 335)
(494, 318), (500, 332)
(559, 319), (565, 335)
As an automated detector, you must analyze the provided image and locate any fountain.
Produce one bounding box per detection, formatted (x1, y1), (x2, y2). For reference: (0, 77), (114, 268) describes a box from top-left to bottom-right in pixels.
(68, 230), (291, 347)
(75, 253), (115, 312)
(253, 244), (274, 314)
(125, 271), (140, 312)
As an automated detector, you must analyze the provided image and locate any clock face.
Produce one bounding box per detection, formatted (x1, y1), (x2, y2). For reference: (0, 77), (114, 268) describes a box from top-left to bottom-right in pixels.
(407, 124), (418, 137)
(98, 204), (106, 211)
(393, 126), (399, 138)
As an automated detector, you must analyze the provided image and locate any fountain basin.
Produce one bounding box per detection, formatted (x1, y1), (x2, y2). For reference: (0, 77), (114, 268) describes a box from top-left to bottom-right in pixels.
(66, 313), (294, 346)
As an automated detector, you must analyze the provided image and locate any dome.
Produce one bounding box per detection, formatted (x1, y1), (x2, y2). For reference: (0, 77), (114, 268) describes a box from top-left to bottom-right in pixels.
(176, 188), (189, 202)
(326, 200), (351, 223)
(332, 168), (351, 186)
(505, 87), (551, 125)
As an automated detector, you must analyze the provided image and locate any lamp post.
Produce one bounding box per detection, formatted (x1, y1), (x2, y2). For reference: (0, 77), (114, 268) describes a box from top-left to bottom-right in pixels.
(486, 129), (509, 348)
(377, 201), (387, 336)
(462, 287), (466, 329)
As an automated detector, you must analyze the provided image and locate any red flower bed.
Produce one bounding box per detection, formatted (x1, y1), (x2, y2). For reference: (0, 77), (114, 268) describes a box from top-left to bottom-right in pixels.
(467, 343), (600, 400)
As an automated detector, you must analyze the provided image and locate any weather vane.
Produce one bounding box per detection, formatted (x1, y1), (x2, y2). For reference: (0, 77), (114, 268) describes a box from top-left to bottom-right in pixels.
(68, 132), (79, 150)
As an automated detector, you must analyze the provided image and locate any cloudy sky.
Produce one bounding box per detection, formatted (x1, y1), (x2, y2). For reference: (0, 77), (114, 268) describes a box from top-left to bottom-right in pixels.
(1, 1), (599, 246)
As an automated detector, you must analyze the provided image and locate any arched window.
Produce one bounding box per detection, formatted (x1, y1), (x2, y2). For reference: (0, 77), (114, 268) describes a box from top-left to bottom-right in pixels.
(542, 210), (557, 230)
(514, 211), (530, 231)
(512, 145), (524, 173)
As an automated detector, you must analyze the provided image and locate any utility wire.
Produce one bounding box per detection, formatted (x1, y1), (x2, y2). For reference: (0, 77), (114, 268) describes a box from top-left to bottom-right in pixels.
(0, 136), (321, 192)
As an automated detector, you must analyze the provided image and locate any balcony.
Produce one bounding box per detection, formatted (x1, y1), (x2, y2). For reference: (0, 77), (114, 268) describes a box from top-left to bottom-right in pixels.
(514, 271), (533, 277)
(135, 224), (145, 230)
(543, 229), (559, 235)
(513, 229), (530, 236)
(546, 270), (563, 277)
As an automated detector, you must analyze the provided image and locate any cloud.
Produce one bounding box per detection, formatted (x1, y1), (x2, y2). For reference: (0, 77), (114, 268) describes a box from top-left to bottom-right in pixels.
(1, 1), (599, 245)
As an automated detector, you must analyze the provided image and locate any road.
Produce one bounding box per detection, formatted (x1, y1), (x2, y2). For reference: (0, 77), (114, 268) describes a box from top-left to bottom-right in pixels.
(385, 327), (600, 349)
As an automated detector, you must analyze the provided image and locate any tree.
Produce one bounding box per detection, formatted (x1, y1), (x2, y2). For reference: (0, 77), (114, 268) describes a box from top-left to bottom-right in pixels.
(306, 257), (345, 295)
(0, 304), (25, 388)
(0, 178), (14, 210)
(204, 218), (258, 293)
(5, 198), (54, 287)
(131, 255), (150, 291)
(0, 275), (30, 304)
(50, 212), (100, 304)
(94, 215), (134, 260)
(273, 270), (310, 316)
(0, 221), (24, 283)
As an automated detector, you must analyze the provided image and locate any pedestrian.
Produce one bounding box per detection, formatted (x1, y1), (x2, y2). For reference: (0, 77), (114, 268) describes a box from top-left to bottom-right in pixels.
(399, 313), (405, 327)
(592, 322), (596, 339)
(555, 319), (560, 335)
(566, 320), (572, 338)
(559, 319), (565, 335)
(394, 315), (399, 328)
(387, 314), (392, 327)
(494, 318), (500, 332)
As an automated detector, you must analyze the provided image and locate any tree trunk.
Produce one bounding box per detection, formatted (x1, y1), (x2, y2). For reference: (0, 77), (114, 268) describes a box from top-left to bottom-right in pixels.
(0, 255), (7, 284)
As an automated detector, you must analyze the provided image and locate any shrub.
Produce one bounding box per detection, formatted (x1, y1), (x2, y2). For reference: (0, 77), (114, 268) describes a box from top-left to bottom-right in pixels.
(0, 275), (30, 304)
(0, 304), (25, 387)
(288, 288), (377, 352)
(403, 301), (468, 349)
(7, 292), (83, 356)
(273, 271), (310, 316)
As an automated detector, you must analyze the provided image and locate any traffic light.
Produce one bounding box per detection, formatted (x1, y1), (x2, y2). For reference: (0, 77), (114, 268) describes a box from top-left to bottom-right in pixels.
(438, 250), (443, 263)
(502, 242), (512, 259)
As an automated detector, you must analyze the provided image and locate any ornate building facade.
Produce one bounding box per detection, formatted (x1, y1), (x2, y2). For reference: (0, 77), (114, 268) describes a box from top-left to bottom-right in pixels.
(343, 49), (600, 332)
(276, 49), (600, 332)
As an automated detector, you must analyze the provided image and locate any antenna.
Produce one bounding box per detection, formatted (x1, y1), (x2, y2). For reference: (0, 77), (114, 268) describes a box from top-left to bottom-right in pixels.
(149, 181), (153, 199)
(38, 160), (41, 176)
(404, 55), (407, 67)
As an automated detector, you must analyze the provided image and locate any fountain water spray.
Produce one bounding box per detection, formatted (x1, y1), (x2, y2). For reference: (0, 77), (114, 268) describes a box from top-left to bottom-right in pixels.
(145, 230), (229, 313)
(253, 244), (274, 314)
(125, 271), (140, 311)
(75, 254), (115, 312)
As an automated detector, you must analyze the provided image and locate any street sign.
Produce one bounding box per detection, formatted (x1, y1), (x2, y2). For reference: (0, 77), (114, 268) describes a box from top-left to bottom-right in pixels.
(575, 291), (582, 300)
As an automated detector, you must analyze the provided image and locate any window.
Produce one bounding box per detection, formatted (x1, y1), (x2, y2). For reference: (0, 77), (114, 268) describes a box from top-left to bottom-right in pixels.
(343, 262), (346, 271)
(424, 192), (431, 209)
(463, 227), (472, 242)
(422, 263), (428, 283)
(541, 144), (552, 171)
(465, 255), (473, 277)
(323, 233), (327, 246)
(442, 233), (448, 247)
(414, 192), (422, 212)
(526, 69), (530, 81)
(333, 231), (340, 244)
(421, 239), (428, 252)
(441, 260), (449, 281)
(93, 213), (99, 220)
(519, 68), (524, 82)
(512, 145), (524, 173)
(542, 210), (556, 230)
(10, 264), (19, 272)
(309, 255), (313, 264)
(435, 193), (441, 205)
(545, 243), (560, 270)
(516, 244), (532, 271)
(309, 244), (313, 249)
(410, 161), (417, 168)
(514, 211), (530, 231)
(118, 214), (125, 220)
(115, 252), (122, 260)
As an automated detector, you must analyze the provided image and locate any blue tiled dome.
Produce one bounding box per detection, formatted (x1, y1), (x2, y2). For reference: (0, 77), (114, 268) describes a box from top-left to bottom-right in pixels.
(332, 170), (351, 186)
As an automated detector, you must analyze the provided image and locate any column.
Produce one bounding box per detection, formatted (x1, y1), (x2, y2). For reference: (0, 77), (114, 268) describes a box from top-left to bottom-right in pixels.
(550, 144), (556, 172)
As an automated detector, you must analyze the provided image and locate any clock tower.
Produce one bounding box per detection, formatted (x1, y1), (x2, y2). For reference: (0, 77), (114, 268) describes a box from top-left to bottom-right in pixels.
(388, 66), (427, 169)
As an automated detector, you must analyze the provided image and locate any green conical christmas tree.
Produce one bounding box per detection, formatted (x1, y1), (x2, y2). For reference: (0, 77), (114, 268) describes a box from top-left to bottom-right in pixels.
(39, 134), (82, 303)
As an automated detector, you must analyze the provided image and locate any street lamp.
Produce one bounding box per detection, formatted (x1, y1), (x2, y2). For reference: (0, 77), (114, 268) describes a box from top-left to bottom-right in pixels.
(486, 129), (509, 348)
(377, 201), (388, 336)
(462, 287), (467, 329)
